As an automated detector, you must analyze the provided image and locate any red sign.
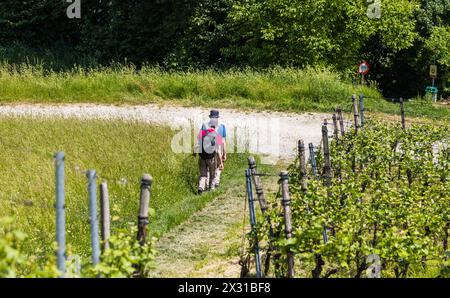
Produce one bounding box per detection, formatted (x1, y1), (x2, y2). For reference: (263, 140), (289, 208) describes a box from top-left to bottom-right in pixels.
(358, 61), (370, 75)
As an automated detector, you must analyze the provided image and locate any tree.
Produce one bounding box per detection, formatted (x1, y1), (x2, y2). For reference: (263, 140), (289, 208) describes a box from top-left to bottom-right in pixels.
(224, 0), (418, 70)
(0, 0), (79, 47)
(367, 0), (449, 98)
(163, 0), (232, 68)
(79, 0), (195, 65)
(424, 26), (450, 95)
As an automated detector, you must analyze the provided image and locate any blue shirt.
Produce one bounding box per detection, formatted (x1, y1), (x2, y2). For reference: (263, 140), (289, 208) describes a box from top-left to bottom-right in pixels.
(202, 122), (226, 139)
(217, 124), (226, 139)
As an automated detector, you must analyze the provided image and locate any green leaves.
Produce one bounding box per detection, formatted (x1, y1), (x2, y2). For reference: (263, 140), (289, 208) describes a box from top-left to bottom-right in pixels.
(0, 217), (26, 278)
(425, 26), (450, 67)
(88, 225), (156, 278)
(0, 218), (156, 277)
(255, 120), (449, 277)
(226, 0), (420, 69)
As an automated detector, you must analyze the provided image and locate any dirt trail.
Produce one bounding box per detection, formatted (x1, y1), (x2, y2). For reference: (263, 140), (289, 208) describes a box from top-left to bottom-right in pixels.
(148, 181), (247, 277)
(0, 103), (330, 163)
(148, 175), (281, 278)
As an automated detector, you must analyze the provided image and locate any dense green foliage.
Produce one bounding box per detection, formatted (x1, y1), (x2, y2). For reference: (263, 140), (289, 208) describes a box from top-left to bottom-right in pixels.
(247, 120), (450, 277)
(88, 226), (157, 278)
(0, 217), (28, 277)
(0, 0), (448, 97)
(0, 217), (157, 277)
(227, 0), (416, 68)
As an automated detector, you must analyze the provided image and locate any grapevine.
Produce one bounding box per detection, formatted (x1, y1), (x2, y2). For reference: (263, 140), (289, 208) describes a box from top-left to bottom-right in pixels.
(249, 120), (449, 278)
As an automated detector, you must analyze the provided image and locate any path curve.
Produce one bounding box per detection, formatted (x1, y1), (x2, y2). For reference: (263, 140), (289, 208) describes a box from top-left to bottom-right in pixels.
(0, 103), (331, 162)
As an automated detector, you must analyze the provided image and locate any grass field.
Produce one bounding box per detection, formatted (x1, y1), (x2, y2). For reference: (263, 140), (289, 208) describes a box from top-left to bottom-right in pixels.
(0, 64), (448, 120)
(0, 116), (248, 260)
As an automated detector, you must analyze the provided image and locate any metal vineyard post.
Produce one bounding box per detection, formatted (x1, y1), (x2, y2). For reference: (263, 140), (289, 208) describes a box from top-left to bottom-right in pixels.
(55, 152), (66, 277)
(87, 170), (100, 265)
(245, 169), (262, 278)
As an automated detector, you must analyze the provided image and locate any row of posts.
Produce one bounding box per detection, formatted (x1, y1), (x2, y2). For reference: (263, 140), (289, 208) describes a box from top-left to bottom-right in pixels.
(245, 158), (294, 278)
(54, 151), (153, 277)
(244, 94), (366, 278)
(354, 93), (406, 131)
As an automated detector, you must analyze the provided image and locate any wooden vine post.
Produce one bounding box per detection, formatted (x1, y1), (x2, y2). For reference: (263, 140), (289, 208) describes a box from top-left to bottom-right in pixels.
(279, 171), (294, 278)
(400, 97), (405, 130)
(352, 94), (360, 134)
(137, 174), (153, 246)
(100, 182), (110, 251)
(247, 156), (268, 214)
(297, 140), (308, 191)
(322, 124), (332, 187)
(332, 114), (339, 142)
(337, 108), (345, 137)
(321, 124), (332, 250)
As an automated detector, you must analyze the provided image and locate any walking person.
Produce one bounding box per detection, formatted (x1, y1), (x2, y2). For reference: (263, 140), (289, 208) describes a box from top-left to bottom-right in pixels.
(194, 117), (223, 195)
(207, 110), (227, 188)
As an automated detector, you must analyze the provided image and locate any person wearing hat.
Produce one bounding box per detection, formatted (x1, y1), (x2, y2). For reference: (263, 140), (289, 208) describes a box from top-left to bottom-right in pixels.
(208, 110), (227, 188)
(193, 117), (223, 194)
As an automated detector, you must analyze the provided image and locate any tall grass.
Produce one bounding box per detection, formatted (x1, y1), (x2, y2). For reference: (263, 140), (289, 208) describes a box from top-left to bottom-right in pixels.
(0, 117), (248, 260)
(0, 63), (447, 119)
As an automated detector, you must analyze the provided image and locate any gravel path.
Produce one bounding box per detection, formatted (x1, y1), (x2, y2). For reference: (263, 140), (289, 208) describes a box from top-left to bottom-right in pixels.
(0, 103), (331, 163)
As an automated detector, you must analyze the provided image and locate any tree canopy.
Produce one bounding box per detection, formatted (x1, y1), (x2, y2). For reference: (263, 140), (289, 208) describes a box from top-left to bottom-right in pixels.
(0, 0), (448, 97)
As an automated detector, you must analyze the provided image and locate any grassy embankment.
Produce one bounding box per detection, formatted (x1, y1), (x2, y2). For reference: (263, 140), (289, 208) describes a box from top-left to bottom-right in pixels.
(0, 117), (249, 260)
(0, 64), (448, 120)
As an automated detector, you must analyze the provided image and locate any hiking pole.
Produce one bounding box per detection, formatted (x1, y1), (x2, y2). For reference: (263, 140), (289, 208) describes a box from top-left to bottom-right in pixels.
(245, 169), (262, 278)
